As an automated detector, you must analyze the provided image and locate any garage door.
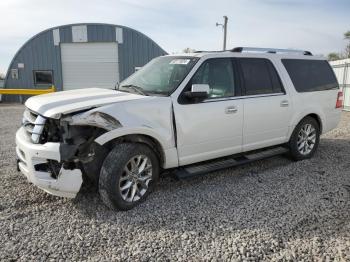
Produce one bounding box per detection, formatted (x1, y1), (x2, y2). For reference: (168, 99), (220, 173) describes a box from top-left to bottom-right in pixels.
(61, 43), (119, 90)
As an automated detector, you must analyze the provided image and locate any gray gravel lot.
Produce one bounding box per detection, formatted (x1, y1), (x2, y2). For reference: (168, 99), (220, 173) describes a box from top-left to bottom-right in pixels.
(0, 104), (349, 261)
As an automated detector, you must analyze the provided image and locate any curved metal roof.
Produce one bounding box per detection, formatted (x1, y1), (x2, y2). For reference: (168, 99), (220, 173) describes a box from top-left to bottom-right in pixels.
(4, 23), (167, 83)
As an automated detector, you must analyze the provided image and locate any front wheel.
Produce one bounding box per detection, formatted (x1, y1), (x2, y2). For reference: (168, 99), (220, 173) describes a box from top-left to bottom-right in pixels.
(99, 143), (159, 211)
(289, 117), (320, 161)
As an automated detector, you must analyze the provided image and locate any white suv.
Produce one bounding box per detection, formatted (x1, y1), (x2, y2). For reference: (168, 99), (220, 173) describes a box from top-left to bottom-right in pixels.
(16, 47), (342, 210)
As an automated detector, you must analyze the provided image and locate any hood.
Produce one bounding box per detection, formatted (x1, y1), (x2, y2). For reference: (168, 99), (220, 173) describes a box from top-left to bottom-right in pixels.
(25, 88), (145, 118)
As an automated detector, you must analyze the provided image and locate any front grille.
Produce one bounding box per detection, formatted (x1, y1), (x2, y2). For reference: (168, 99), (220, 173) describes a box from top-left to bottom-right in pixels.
(22, 108), (46, 144)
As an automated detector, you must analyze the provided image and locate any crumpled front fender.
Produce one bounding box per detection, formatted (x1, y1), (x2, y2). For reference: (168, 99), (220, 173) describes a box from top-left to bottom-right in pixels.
(62, 111), (122, 131)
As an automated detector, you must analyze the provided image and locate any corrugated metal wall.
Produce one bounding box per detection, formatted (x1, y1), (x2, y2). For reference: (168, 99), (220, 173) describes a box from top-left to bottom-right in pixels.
(330, 58), (350, 111)
(4, 23), (167, 102)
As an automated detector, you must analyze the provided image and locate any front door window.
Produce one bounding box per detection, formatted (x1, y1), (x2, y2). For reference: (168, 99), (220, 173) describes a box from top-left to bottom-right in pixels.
(190, 58), (236, 99)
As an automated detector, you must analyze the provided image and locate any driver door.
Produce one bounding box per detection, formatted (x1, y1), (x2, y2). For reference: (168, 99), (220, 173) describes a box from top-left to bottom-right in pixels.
(173, 58), (244, 166)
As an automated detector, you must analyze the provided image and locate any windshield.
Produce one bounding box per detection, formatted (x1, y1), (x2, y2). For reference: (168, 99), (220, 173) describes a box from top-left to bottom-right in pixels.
(119, 56), (199, 96)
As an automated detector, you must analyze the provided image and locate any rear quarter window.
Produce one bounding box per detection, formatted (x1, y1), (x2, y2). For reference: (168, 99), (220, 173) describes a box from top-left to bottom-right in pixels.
(282, 59), (338, 92)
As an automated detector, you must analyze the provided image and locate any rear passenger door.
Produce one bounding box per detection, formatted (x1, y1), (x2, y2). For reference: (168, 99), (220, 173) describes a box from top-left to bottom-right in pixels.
(239, 58), (292, 151)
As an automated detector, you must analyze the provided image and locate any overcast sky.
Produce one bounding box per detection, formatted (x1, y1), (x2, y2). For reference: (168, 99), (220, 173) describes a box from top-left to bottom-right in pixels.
(0, 0), (349, 74)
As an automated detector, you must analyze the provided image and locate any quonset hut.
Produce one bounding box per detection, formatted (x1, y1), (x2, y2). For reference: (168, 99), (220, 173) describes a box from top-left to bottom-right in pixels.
(3, 23), (167, 102)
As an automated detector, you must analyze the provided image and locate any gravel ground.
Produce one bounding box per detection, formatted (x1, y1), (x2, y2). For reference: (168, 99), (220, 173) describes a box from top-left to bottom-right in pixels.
(0, 104), (349, 261)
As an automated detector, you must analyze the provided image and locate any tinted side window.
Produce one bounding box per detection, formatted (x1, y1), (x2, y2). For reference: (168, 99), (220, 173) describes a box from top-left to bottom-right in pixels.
(266, 61), (284, 93)
(191, 58), (236, 98)
(282, 59), (338, 92)
(240, 58), (282, 95)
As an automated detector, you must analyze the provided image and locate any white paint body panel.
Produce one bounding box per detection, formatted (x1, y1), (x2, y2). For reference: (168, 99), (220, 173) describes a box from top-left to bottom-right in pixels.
(92, 97), (177, 168)
(93, 97), (175, 148)
(61, 43), (119, 90)
(173, 99), (243, 166)
(25, 88), (143, 118)
(242, 94), (292, 151)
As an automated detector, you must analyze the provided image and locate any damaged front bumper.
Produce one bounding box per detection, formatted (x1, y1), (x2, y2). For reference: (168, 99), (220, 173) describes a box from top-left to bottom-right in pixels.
(15, 127), (83, 198)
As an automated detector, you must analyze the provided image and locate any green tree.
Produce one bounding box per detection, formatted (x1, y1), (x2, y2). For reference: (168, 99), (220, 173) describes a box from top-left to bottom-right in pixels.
(344, 31), (350, 40)
(327, 52), (341, 61)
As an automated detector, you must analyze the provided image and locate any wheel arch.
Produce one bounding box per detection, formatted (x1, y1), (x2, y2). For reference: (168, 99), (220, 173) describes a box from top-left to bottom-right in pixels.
(288, 112), (323, 141)
(289, 111), (324, 140)
(304, 113), (323, 134)
(97, 133), (166, 168)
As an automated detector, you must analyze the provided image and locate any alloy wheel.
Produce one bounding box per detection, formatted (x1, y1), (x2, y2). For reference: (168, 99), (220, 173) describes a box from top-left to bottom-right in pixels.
(119, 155), (153, 202)
(297, 124), (317, 155)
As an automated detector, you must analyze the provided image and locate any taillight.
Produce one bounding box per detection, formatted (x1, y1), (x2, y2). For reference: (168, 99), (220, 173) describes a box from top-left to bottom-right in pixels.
(336, 91), (343, 108)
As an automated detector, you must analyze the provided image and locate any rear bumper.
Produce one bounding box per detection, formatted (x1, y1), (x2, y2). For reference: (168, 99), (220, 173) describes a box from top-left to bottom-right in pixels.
(15, 127), (82, 198)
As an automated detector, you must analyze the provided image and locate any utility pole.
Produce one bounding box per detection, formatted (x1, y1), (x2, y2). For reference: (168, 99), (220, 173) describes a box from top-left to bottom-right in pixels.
(216, 16), (228, 50)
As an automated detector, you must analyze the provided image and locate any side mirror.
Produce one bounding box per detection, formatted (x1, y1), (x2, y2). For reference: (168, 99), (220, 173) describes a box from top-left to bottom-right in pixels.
(184, 84), (209, 100)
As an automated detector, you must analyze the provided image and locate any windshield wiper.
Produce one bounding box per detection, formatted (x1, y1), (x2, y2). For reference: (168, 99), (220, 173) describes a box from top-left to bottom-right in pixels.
(120, 84), (148, 96)
(146, 90), (169, 96)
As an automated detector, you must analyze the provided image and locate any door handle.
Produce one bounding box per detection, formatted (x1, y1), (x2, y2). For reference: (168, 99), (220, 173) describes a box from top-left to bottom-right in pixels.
(225, 106), (238, 114)
(280, 100), (289, 107)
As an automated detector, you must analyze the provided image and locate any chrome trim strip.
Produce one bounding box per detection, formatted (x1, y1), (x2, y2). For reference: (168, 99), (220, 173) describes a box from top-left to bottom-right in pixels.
(31, 115), (46, 143)
(202, 93), (285, 103)
(23, 109), (36, 124)
(22, 108), (47, 144)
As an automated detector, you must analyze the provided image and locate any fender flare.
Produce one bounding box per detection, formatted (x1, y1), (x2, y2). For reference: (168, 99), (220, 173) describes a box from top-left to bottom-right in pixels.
(288, 109), (325, 139)
(94, 126), (170, 149)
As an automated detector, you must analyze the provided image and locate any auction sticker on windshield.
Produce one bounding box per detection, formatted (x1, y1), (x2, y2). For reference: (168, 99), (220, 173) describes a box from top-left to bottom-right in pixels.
(170, 59), (191, 65)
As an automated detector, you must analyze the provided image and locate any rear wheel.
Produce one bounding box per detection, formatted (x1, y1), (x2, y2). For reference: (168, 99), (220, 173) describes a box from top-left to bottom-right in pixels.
(99, 143), (159, 211)
(289, 117), (320, 161)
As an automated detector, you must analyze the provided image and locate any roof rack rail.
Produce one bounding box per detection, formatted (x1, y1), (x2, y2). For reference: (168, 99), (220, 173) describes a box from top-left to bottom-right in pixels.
(231, 47), (313, 56)
(194, 50), (226, 53)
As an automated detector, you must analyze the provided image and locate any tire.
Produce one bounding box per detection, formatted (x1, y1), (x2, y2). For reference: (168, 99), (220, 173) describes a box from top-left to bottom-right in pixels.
(99, 143), (159, 211)
(289, 117), (320, 161)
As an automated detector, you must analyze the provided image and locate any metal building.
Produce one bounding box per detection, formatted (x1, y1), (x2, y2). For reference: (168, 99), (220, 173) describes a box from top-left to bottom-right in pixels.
(330, 58), (350, 111)
(3, 23), (167, 102)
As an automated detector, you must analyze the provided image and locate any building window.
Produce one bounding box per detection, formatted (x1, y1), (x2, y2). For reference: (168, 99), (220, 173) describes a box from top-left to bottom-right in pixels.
(34, 71), (53, 85)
